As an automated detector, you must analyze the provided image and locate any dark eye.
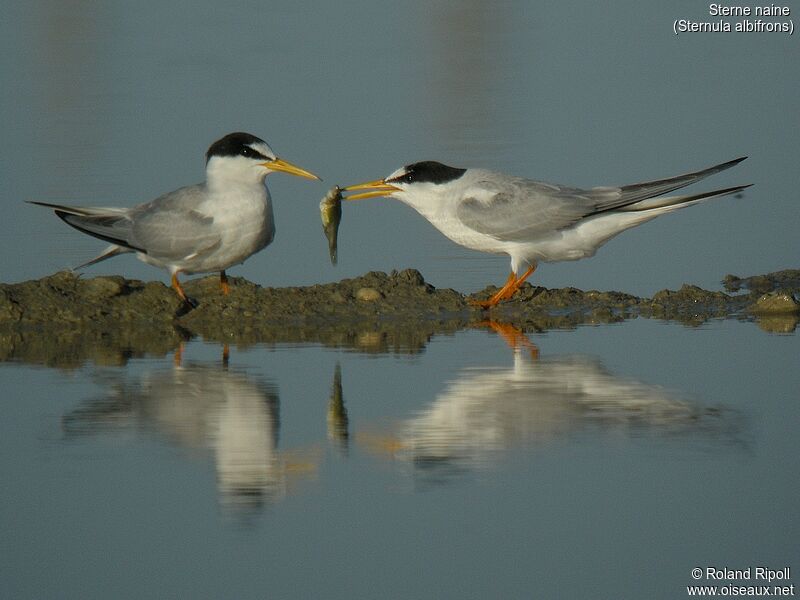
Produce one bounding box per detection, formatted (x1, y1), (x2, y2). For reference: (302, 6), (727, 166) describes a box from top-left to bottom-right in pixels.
(241, 147), (254, 157)
(387, 170), (415, 185)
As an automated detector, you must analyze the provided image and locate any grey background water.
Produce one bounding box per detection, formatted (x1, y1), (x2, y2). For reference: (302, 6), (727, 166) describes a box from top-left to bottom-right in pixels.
(1, 1), (798, 599)
(1, 0), (797, 295)
(2, 322), (798, 599)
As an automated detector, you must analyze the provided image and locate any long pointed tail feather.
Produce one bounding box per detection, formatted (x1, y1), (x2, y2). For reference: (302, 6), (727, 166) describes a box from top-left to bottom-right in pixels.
(615, 156), (748, 203)
(590, 156), (749, 212)
(28, 200), (144, 253)
(27, 200), (128, 217)
(621, 184), (752, 212)
(73, 245), (132, 270)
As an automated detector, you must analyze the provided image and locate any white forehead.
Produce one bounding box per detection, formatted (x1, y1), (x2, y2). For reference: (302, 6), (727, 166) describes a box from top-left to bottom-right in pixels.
(250, 141), (276, 159)
(386, 166), (407, 180)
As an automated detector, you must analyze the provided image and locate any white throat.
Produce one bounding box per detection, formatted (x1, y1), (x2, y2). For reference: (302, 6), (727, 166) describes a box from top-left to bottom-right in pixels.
(205, 155), (268, 194)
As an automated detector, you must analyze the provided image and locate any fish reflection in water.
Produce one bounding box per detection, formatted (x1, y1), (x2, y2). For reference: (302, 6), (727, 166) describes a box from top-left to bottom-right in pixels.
(363, 326), (742, 481)
(327, 363), (349, 454)
(62, 356), (316, 512)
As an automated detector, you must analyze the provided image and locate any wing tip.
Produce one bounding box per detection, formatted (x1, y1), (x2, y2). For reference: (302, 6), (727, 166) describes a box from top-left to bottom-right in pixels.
(27, 200), (55, 208)
(27, 200), (87, 216)
(728, 156), (748, 166)
(712, 156), (748, 172)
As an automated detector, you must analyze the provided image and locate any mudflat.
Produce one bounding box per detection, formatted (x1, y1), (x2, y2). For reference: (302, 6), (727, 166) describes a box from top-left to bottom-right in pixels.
(1, 268), (797, 367)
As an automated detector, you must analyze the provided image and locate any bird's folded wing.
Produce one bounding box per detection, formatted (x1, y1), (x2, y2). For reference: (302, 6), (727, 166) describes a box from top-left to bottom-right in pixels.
(456, 157), (747, 242)
(131, 205), (220, 262)
(455, 179), (597, 242)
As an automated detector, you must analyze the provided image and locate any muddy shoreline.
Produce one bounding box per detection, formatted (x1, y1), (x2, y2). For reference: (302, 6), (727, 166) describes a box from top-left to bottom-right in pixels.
(1, 268), (797, 366)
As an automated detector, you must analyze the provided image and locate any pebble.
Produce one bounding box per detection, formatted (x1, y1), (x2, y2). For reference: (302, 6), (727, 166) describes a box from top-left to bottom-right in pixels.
(355, 287), (382, 302)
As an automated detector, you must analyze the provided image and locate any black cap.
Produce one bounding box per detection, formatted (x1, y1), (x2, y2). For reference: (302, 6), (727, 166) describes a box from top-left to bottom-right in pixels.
(388, 161), (467, 185)
(206, 132), (271, 163)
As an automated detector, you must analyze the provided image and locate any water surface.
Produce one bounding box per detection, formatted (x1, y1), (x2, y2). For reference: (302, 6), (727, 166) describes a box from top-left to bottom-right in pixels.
(1, 319), (797, 599)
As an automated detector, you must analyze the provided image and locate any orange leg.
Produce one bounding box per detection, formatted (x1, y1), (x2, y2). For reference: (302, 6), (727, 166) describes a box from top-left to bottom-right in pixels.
(503, 264), (536, 299)
(220, 270), (230, 295)
(171, 272), (198, 308)
(472, 272), (517, 308)
(477, 320), (540, 359)
(474, 264), (538, 308)
(173, 341), (184, 367)
(355, 431), (407, 457)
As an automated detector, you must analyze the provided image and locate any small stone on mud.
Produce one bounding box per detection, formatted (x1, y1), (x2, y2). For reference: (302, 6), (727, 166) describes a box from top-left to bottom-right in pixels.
(355, 287), (382, 302)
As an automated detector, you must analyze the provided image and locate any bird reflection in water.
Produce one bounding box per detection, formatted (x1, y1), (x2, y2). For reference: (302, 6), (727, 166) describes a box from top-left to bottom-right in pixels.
(360, 322), (741, 483)
(62, 345), (317, 514)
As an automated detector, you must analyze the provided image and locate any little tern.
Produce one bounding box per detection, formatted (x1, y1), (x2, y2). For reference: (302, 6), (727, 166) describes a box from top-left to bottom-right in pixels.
(343, 157), (750, 307)
(30, 132), (319, 308)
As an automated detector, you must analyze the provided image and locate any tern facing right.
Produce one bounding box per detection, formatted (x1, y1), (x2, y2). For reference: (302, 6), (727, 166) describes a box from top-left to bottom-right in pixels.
(343, 157), (750, 307)
(30, 132), (319, 309)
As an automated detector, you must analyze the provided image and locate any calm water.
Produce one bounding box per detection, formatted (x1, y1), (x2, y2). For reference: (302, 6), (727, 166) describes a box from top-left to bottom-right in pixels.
(1, 320), (798, 599)
(1, 1), (798, 598)
(1, 1), (797, 296)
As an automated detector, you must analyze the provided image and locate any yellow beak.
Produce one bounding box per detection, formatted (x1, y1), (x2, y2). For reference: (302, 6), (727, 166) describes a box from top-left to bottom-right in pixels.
(341, 179), (401, 201)
(263, 158), (321, 181)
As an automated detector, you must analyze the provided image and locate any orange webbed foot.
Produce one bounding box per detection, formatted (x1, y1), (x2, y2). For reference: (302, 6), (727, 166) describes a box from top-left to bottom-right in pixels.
(472, 265), (537, 308)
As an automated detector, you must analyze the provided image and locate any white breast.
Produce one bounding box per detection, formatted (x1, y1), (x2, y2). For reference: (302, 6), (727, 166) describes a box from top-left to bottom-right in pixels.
(187, 184), (274, 274)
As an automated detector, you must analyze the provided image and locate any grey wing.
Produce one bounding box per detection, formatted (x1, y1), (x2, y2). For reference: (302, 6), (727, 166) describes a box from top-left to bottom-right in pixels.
(455, 178), (598, 242)
(456, 157), (748, 242)
(588, 156), (748, 210)
(129, 185), (221, 261)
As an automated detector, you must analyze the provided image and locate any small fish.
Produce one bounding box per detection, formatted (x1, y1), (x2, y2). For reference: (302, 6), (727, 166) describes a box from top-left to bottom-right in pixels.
(319, 185), (343, 265)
